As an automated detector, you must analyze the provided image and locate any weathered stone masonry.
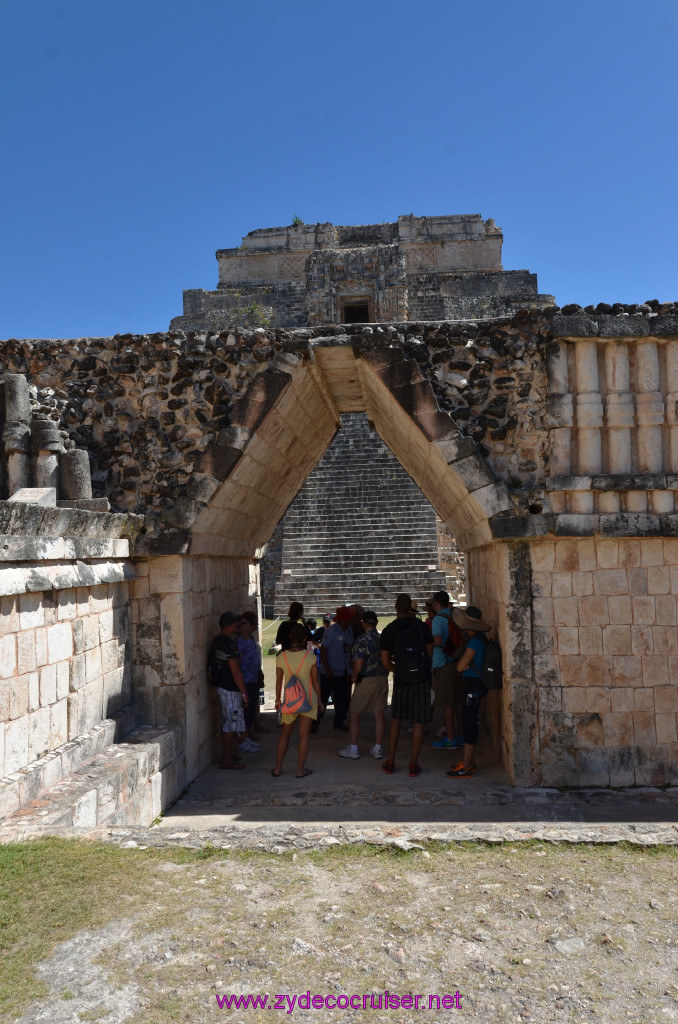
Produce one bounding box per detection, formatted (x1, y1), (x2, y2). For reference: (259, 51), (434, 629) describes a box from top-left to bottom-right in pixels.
(174, 213), (554, 613)
(2, 300), (678, 824)
(171, 214), (554, 332)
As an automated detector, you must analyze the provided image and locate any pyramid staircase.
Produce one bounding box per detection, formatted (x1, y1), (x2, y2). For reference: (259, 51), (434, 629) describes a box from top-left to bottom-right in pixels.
(274, 412), (447, 615)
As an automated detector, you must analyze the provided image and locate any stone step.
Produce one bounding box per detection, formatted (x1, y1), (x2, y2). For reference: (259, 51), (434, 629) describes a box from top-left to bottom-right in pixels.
(0, 724), (181, 838)
(0, 703), (139, 822)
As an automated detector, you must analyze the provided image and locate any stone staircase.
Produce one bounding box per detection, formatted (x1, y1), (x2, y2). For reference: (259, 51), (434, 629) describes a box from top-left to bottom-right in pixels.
(274, 412), (447, 614)
(0, 707), (181, 839)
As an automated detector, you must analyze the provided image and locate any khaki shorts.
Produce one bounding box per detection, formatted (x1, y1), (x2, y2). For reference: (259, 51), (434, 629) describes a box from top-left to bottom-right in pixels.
(349, 674), (388, 714)
(432, 661), (460, 708)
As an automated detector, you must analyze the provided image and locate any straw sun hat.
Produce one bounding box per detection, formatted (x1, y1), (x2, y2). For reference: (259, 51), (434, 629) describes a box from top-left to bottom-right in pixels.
(451, 606), (491, 633)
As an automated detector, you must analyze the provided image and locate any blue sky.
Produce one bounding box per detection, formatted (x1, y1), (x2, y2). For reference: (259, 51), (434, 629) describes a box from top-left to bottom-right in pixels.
(1, 0), (676, 340)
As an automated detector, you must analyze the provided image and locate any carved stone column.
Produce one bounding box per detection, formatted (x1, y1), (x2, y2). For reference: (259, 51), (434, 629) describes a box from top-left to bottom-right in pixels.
(602, 343), (633, 512)
(635, 339), (666, 512)
(31, 418), (62, 493)
(665, 340), (678, 473)
(573, 341), (602, 513)
(59, 448), (93, 499)
(3, 374), (31, 495)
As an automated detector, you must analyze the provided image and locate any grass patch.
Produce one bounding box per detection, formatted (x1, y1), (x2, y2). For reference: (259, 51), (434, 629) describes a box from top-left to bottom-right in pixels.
(0, 838), (239, 1017)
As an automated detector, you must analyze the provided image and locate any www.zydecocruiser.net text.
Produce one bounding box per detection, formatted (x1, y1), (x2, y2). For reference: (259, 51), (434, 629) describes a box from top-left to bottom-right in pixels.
(215, 991), (463, 1012)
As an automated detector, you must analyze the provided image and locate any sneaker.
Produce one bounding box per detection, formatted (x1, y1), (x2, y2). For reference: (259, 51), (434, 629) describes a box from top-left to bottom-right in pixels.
(446, 762), (476, 778)
(432, 737), (461, 749)
(369, 744), (383, 759)
(409, 762), (422, 777)
(239, 739), (259, 752)
(435, 726), (448, 738)
(339, 745), (360, 759)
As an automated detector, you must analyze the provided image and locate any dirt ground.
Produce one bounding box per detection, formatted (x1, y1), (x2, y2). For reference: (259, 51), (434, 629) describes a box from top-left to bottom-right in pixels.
(7, 840), (678, 1024)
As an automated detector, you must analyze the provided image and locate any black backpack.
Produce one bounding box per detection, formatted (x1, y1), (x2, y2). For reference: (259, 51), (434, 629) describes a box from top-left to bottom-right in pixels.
(391, 619), (429, 689)
(480, 637), (503, 690)
(207, 640), (234, 688)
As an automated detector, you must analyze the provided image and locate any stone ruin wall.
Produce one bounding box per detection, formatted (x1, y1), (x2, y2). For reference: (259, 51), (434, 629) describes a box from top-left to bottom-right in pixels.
(0, 375), (144, 820)
(3, 300), (678, 802)
(173, 214), (554, 332)
(0, 312), (558, 536)
(0, 312), (555, 807)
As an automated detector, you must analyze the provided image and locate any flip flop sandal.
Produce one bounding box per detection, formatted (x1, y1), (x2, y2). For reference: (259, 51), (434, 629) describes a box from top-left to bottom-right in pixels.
(220, 761), (246, 770)
(271, 768), (281, 777)
(295, 768), (313, 778)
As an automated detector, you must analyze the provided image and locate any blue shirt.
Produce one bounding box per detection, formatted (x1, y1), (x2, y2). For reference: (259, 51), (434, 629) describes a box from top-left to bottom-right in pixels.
(431, 610), (453, 669)
(462, 636), (485, 679)
(321, 622), (354, 675)
(237, 635), (261, 685)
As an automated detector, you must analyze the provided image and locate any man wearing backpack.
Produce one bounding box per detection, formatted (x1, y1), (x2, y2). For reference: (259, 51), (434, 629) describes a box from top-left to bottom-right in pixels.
(379, 593), (433, 777)
(208, 611), (250, 771)
(430, 590), (465, 752)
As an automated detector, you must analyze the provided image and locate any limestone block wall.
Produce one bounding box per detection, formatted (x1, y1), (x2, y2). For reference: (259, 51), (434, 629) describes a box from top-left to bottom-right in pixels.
(532, 537), (678, 787)
(129, 553), (255, 787)
(466, 541), (536, 786)
(0, 576), (132, 779)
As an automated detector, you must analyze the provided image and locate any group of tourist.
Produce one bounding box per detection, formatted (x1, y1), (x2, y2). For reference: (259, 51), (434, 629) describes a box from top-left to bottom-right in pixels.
(209, 590), (494, 780)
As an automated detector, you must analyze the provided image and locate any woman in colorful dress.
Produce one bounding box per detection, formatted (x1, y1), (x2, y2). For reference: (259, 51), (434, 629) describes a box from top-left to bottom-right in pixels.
(272, 623), (323, 779)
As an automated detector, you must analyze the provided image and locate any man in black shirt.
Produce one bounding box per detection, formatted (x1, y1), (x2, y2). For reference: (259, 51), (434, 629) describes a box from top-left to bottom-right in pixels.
(275, 601), (311, 652)
(379, 593), (433, 777)
(208, 611), (249, 769)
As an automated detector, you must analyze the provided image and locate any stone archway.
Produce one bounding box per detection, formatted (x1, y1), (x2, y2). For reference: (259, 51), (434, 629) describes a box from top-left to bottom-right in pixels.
(132, 337), (534, 788)
(6, 306), (678, 830)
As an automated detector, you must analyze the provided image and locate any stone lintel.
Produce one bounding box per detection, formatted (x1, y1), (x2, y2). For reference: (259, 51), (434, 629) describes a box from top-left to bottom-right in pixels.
(554, 514), (600, 536)
(590, 473), (668, 491)
(548, 473), (677, 492)
(490, 513), (555, 540)
(599, 513), (662, 537)
(546, 476), (592, 491)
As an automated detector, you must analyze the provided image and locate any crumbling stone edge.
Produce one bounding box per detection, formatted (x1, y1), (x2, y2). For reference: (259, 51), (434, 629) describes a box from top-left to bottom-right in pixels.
(2, 821), (677, 849)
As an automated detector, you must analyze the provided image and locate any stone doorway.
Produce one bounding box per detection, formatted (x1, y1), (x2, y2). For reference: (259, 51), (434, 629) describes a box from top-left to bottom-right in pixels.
(341, 301), (371, 324)
(133, 339), (524, 792)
